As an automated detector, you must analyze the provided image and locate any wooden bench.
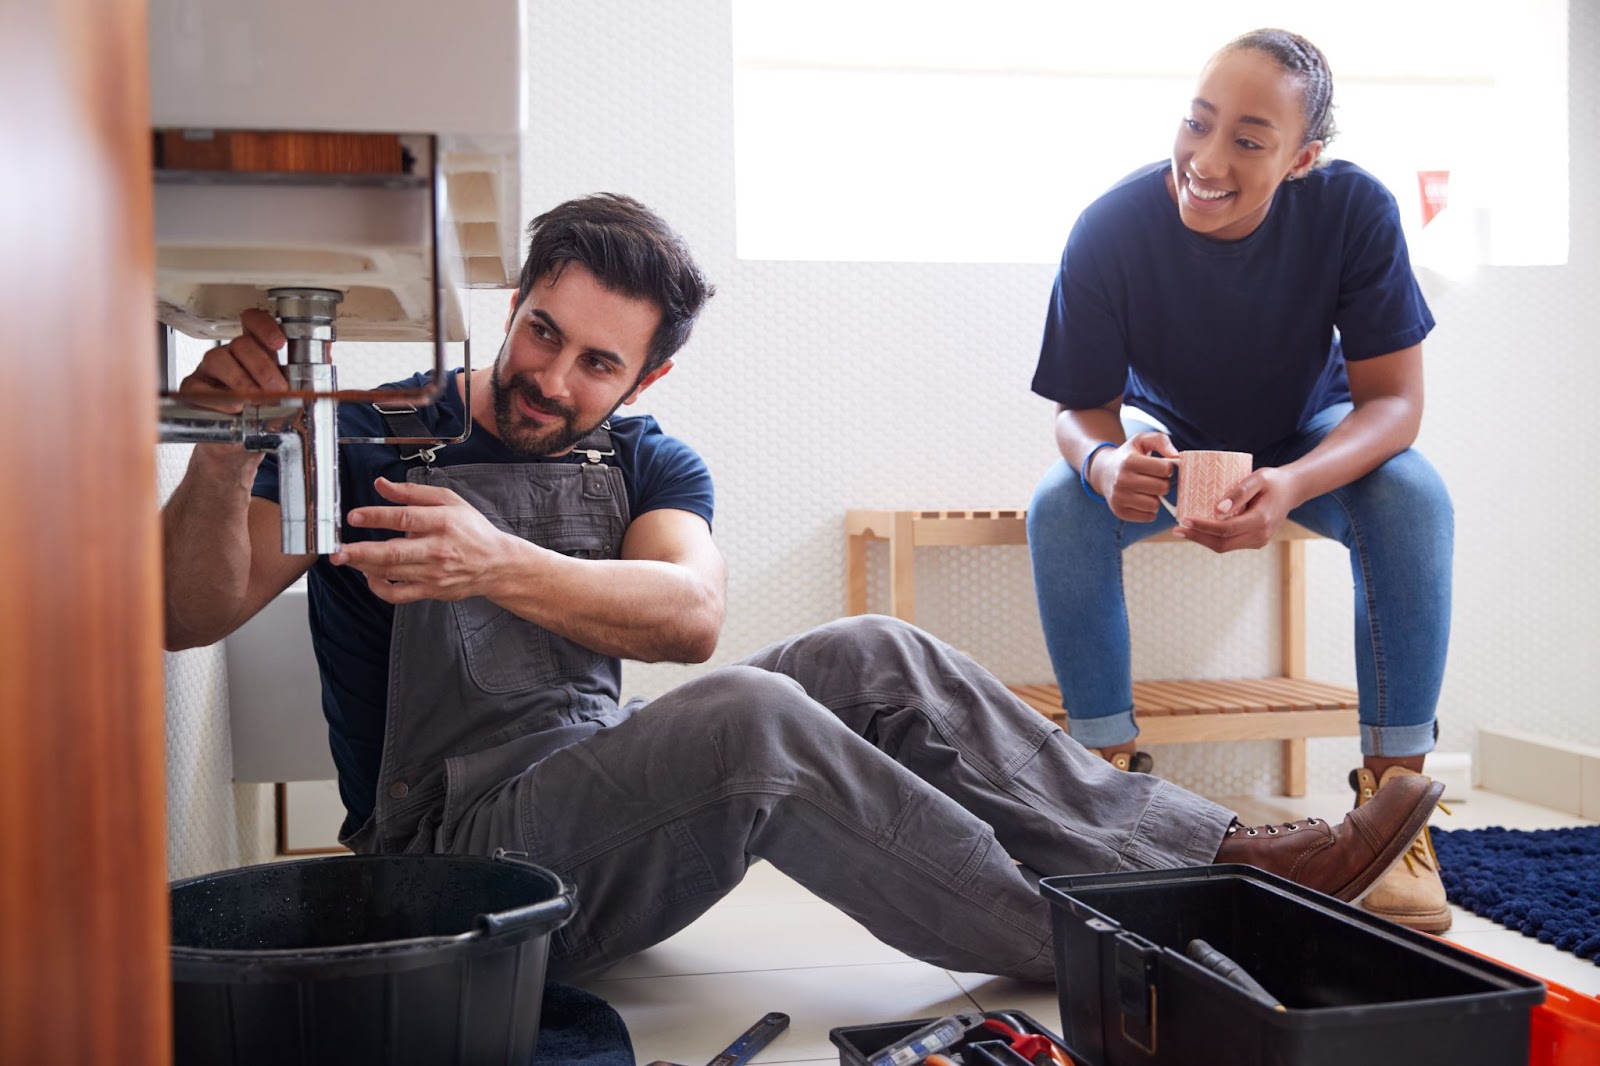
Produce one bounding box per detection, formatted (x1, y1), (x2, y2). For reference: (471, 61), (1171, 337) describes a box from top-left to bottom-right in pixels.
(844, 509), (1358, 796)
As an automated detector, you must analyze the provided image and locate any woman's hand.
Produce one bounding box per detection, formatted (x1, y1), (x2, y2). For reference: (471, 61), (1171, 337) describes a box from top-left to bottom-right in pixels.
(1176, 466), (1303, 552)
(1095, 430), (1181, 522)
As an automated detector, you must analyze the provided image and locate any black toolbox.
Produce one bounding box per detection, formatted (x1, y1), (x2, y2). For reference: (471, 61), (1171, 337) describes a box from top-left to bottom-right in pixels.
(1041, 864), (1545, 1066)
(830, 1011), (1073, 1066)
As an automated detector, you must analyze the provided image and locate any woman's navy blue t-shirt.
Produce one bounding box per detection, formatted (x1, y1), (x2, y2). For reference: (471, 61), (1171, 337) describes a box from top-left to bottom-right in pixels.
(251, 369), (714, 830)
(1032, 160), (1435, 454)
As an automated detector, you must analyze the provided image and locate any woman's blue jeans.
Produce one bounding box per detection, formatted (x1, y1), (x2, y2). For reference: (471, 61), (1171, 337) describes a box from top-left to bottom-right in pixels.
(1026, 403), (1453, 758)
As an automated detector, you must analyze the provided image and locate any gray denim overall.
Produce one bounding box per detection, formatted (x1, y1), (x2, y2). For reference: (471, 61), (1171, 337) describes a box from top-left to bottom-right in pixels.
(345, 432), (1235, 983)
(343, 429), (635, 857)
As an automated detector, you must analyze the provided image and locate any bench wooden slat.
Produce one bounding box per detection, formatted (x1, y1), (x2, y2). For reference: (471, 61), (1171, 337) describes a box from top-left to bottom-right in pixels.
(1004, 681), (1356, 729)
(847, 508), (1356, 795)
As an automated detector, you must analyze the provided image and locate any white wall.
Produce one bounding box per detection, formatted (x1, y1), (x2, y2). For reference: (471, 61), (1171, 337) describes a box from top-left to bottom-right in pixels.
(160, 448), (276, 879)
(531, 0), (1600, 794)
(163, 1), (1600, 874)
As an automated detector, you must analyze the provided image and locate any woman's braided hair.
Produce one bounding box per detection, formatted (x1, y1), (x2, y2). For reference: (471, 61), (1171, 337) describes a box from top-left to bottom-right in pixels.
(1226, 28), (1338, 159)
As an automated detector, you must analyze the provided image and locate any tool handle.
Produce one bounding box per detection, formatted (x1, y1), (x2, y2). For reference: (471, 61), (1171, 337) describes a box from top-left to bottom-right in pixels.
(1185, 939), (1284, 1010)
(866, 1013), (981, 1066)
(707, 1011), (791, 1066)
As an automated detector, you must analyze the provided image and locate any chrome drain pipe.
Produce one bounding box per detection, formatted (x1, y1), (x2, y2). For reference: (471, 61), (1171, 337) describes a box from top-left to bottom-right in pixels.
(158, 287), (344, 555)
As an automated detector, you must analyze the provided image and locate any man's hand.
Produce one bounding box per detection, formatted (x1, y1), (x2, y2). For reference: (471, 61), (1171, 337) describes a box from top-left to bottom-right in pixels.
(161, 304), (312, 648)
(1176, 466), (1302, 552)
(1095, 430), (1181, 522)
(177, 308), (290, 414)
(331, 477), (519, 604)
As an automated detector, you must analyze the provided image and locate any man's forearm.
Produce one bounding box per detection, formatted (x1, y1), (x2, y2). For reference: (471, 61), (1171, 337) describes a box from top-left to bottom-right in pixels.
(162, 446), (264, 650)
(488, 540), (724, 664)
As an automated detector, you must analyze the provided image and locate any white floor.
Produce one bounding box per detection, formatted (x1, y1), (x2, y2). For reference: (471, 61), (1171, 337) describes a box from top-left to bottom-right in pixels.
(577, 787), (1599, 1066)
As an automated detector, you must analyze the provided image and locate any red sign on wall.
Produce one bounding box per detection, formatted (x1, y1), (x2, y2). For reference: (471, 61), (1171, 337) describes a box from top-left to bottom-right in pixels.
(1417, 170), (1449, 227)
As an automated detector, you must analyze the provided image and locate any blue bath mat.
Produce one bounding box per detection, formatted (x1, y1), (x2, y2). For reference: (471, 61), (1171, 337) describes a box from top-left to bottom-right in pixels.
(1432, 825), (1600, 965)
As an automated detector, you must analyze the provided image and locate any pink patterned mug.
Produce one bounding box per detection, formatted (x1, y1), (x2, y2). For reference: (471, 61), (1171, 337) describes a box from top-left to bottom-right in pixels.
(1161, 450), (1253, 525)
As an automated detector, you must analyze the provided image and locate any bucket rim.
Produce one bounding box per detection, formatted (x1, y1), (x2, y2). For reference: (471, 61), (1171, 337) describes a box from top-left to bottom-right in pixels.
(171, 928), (480, 962)
(169, 851), (574, 961)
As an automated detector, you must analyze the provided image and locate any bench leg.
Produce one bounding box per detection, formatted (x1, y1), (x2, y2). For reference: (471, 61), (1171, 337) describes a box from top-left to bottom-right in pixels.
(888, 510), (917, 622)
(846, 534), (868, 616)
(1282, 738), (1307, 797)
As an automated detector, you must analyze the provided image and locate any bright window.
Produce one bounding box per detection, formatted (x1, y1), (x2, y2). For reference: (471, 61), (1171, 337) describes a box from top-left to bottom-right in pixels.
(732, 1), (1568, 266)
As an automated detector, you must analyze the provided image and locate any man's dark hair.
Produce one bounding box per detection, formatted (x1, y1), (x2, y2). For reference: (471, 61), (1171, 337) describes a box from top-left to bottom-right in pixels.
(515, 193), (715, 375)
(1226, 28), (1339, 155)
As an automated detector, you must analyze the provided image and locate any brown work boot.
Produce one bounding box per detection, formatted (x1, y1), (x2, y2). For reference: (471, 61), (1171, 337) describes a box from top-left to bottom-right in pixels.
(1213, 773), (1444, 903)
(1350, 766), (1452, 931)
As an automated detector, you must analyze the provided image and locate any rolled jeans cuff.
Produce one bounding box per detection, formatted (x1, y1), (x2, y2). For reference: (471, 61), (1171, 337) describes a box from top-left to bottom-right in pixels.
(1066, 710), (1139, 750)
(1361, 721), (1437, 758)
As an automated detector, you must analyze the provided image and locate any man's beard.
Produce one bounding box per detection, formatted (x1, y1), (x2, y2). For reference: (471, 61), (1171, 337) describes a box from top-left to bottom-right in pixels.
(490, 369), (602, 458)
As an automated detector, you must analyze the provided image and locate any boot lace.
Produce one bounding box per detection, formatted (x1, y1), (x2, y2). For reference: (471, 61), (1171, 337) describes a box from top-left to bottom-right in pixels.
(1348, 768), (1451, 876)
(1226, 817), (1322, 838)
(1399, 803), (1450, 875)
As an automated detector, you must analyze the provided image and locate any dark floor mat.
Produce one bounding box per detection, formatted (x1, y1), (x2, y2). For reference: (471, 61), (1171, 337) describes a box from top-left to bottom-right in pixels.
(536, 982), (636, 1066)
(1433, 825), (1600, 965)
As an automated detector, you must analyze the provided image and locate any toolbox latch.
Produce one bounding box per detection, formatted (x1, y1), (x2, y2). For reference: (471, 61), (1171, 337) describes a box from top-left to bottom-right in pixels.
(1114, 932), (1159, 1056)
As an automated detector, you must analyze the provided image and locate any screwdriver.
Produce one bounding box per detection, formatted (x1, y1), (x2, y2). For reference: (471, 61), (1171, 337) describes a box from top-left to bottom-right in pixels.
(1186, 939), (1286, 1011)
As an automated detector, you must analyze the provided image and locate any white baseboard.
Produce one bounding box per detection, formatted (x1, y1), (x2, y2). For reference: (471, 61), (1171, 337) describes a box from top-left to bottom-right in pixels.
(277, 780), (348, 855)
(1477, 728), (1600, 818)
(1426, 750), (1473, 802)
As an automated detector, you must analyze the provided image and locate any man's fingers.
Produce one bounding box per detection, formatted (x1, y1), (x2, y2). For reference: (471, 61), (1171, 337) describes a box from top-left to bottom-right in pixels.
(360, 573), (433, 605)
(228, 335), (290, 392)
(224, 308), (287, 392)
(370, 477), (461, 507)
(185, 335), (288, 397)
(178, 375), (246, 414)
(239, 307), (287, 350)
(187, 351), (256, 397)
(346, 478), (471, 530)
(332, 534), (439, 569)
(337, 551), (428, 588)
(347, 506), (415, 532)
(346, 500), (456, 533)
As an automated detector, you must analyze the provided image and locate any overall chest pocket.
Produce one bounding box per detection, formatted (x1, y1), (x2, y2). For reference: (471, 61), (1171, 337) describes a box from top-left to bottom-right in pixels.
(451, 529), (614, 694)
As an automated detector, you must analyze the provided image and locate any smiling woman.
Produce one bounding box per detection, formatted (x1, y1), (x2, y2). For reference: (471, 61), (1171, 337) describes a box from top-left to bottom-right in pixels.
(1167, 39), (1333, 241)
(1026, 27), (1459, 935)
(731, 0), (1568, 265)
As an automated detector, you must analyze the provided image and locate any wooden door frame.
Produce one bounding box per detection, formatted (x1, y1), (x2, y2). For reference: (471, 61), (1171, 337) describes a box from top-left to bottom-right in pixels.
(0, 1), (170, 1061)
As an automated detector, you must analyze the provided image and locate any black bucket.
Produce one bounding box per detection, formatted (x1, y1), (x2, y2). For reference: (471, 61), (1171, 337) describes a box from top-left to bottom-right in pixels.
(169, 851), (576, 1066)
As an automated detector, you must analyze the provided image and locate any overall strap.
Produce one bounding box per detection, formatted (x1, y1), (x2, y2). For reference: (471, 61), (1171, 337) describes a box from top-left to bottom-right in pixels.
(563, 416), (611, 464)
(572, 422), (616, 465)
(371, 401), (432, 439)
(371, 400), (449, 464)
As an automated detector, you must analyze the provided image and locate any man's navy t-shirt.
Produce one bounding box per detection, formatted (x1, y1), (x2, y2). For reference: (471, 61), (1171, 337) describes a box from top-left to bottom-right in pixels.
(251, 369), (714, 832)
(1032, 160), (1435, 453)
